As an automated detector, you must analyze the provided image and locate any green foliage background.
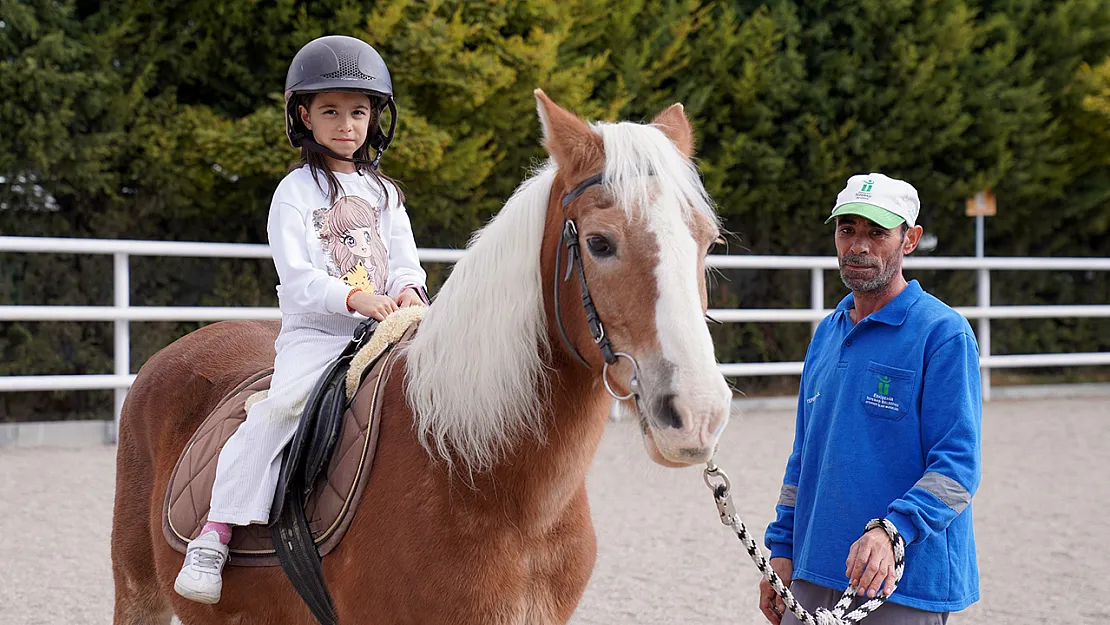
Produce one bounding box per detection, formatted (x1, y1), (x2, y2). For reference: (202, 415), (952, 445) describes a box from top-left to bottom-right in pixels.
(2, 0), (1108, 420)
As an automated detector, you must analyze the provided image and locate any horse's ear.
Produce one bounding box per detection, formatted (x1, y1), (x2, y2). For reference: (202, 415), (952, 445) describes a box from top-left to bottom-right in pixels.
(534, 88), (603, 170)
(652, 103), (695, 159)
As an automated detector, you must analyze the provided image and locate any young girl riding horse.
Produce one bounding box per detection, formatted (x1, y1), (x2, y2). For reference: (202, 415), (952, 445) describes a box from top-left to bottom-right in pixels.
(173, 35), (429, 604)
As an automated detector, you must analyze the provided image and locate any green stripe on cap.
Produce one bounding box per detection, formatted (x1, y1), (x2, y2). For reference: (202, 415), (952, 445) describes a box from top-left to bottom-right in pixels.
(825, 202), (905, 229)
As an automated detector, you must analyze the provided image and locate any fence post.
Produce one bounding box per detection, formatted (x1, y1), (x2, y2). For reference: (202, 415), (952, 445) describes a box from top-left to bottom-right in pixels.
(978, 267), (991, 402)
(113, 252), (130, 443)
(810, 268), (824, 335)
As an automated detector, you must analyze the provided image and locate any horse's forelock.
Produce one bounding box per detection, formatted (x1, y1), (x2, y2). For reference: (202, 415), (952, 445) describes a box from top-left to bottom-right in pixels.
(592, 120), (716, 226)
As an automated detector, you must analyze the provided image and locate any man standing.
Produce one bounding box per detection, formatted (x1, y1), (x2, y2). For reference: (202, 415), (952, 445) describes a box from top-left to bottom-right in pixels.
(760, 173), (982, 625)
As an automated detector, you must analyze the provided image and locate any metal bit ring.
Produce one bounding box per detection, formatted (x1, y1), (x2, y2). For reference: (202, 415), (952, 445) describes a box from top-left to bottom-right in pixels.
(603, 352), (641, 401)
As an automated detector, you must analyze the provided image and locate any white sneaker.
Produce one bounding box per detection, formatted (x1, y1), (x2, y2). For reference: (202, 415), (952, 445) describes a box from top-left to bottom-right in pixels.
(174, 531), (229, 604)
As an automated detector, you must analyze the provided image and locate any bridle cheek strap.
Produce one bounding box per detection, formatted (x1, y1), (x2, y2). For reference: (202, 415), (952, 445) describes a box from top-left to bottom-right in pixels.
(554, 173), (617, 369)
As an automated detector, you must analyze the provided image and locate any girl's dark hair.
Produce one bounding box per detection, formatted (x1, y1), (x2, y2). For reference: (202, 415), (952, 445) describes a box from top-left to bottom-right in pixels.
(288, 92), (405, 207)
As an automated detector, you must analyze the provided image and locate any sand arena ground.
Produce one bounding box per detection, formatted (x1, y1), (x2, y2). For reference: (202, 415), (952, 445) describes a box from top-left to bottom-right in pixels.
(1, 397), (1107, 625)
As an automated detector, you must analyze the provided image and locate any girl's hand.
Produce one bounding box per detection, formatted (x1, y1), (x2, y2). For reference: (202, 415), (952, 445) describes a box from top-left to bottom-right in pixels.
(394, 288), (427, 308)
(349, 291), (398, 321)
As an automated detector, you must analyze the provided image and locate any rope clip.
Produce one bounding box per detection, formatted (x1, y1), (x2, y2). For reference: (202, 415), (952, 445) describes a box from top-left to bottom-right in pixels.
(703, 462), (736, 525)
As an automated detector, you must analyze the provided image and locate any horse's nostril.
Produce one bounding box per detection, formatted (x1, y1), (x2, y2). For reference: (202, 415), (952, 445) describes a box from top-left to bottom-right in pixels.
(653, 393), (683, 429)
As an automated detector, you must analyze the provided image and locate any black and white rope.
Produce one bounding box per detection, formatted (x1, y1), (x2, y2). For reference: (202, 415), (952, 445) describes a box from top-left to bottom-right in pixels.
(703, 463), (906, 625)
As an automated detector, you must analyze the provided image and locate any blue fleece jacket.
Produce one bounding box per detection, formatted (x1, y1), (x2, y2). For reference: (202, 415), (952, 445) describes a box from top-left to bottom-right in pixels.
(764, 280), (982, 612)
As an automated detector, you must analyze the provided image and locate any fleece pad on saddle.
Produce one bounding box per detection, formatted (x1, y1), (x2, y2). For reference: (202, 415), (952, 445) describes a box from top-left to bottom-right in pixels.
(161, 307), (424, 566)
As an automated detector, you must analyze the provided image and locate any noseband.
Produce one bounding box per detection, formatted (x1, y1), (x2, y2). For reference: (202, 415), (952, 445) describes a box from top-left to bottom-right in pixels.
(554, 172), (642, 402)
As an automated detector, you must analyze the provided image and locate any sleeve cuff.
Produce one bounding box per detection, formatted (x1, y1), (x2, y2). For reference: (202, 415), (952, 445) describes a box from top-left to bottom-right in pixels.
(406, 284), (430, 304)
(326, 283), (358, 316)
(390, 281), (427, 300)
(769, 542), (793, 560)
(885, 511), (920, 546)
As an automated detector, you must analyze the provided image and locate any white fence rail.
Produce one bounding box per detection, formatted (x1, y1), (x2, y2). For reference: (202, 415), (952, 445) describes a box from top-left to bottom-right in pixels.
(2, 236), (1109, 438)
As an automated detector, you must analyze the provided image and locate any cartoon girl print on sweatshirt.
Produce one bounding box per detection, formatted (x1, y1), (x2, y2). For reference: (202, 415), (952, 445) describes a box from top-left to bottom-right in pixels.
(315, 195), (389, 296)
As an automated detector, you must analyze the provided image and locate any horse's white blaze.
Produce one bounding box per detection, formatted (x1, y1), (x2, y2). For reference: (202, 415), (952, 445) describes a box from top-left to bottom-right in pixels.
(596, 119), (729, 453)
(647, 200), (731, 447)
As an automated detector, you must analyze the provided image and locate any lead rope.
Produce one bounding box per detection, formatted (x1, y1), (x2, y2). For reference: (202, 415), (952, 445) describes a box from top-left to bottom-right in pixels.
(702, 462), (906, 625)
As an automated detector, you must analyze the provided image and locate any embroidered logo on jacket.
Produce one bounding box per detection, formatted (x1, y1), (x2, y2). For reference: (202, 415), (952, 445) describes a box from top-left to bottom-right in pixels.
(865, 374), (901, 413)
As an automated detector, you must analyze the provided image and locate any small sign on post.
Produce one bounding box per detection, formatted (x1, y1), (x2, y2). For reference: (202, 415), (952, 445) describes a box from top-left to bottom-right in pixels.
(964, 190), (995, 401)
(965, 190), (997, 217)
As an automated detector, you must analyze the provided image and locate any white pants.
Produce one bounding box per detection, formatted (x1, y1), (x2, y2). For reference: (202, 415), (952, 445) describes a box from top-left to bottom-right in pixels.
(208, 312), (364, 526)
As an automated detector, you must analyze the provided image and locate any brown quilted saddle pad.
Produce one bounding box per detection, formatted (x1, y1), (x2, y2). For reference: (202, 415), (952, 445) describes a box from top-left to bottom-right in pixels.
(161, 310), (422, 567)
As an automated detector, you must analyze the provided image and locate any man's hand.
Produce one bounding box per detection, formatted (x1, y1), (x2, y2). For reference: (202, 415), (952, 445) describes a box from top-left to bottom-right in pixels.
(758, 557), (793, 624)
(394, 288), (427, 308)
(845, 527), (896, 598)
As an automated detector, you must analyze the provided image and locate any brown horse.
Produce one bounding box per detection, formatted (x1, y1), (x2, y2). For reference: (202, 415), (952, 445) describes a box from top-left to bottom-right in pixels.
(111, 90), (733, 625)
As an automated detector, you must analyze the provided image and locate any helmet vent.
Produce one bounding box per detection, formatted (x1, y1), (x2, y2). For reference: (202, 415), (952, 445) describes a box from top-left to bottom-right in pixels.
(323, 52), (376, 81)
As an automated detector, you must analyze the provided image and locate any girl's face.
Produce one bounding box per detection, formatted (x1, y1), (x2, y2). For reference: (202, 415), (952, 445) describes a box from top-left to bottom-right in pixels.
(299, 92), (373, 161)
(342, 227), (377, 258)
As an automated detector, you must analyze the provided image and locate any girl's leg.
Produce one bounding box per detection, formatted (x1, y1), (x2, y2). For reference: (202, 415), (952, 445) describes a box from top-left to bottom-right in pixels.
(199, 521), (232, 545)
(174, 381), (314, 604)
(174, 316), (356, 604)
(206, 385), (312, 526)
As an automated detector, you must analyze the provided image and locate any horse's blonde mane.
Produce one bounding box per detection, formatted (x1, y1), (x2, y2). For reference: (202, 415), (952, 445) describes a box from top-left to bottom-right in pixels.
(403, 117), (716, 474)
(403, 164), (556, 473)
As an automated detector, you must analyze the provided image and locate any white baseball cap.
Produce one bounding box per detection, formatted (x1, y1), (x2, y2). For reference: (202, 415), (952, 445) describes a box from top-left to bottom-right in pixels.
(825, 172), (920, 229)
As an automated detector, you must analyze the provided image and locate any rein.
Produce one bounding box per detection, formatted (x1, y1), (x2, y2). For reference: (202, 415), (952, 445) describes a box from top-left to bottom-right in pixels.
(702, 462), (906, 625)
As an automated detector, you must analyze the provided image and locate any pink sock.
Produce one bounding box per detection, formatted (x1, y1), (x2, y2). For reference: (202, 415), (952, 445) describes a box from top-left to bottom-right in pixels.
(201, 521), (232, 545)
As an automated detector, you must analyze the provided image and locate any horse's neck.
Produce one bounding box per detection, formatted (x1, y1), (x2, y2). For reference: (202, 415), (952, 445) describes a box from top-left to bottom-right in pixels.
(486, 368), (610, 532)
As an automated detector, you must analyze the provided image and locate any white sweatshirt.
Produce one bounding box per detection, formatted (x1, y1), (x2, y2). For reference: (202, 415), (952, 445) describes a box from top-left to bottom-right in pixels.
(267, 165), (427, 317)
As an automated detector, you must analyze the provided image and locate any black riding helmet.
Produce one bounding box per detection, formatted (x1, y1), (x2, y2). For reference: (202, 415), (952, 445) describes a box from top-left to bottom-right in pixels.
(284, 35), (397, 170)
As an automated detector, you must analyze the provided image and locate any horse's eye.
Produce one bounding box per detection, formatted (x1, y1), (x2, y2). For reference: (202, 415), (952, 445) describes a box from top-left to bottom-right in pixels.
(708, 235), (725, 255)
(586, 235), (615, 258)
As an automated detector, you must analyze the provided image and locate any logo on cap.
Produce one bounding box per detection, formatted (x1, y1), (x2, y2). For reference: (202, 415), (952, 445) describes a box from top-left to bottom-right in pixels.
(861, 179), (875, 193)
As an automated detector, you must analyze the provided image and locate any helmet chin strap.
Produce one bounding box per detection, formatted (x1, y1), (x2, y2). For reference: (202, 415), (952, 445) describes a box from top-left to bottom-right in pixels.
(287, 99), (395, 173)
(299, 137), (384, 173)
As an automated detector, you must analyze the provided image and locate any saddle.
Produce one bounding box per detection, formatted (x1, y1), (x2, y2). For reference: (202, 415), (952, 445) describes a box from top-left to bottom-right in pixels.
(162, 306), (425, 625)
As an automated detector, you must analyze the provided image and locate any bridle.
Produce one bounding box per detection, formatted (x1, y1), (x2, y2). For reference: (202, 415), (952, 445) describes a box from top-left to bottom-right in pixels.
(553, 172), (642, 404)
